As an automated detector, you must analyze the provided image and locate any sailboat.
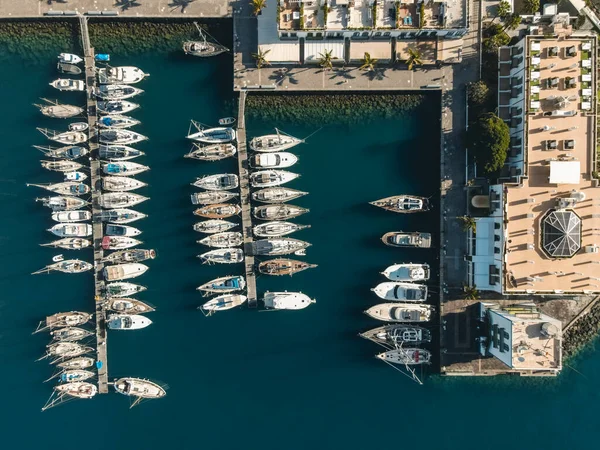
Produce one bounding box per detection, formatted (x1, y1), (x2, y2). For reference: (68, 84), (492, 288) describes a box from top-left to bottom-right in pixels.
(252, 238), (311, 256)
(252, 187), (308, 204)
(37, 128), (87, 145)
(101, 236), (142, 250)
(249, 129), (302, 152)
(376, 348), (432, 365)
(200, 294), (247, 313)
(36, 312), (92, 332)
(99, 115), (140, 129)
(41, 160), (84, 173)
(198, 232), (243, 248)
(198, 248), (244, 264)
(34, 145), (88, 160)
(95, 84), (144, 100)
(97, 100), (140, 115)
(35, 99), (83, 119)
(359, 324), (432, 347)
(32, 259), (93, 275)
(253, 204), (308, 221)
(41, 238), (91, 250)
(191, 191), (238, 205)
(193, 204), (242, 219)
(102, 249), (156, 264)
(98, 193), (148, 209)
(107, 314), (152, 330)
(370, 195), (430, 213)
(97, 66), (148, 84)
(185, 143), (237, 161)
(96, 209), (147, 224)
(103, 176), (147, 192)
(183, 22), (228, 57)
(50, 327), (93, 342)
(99, 145), (145, 161)
(104, 282), (147, 298)
(258, 259), (317, 276)
(28, 181), (89, 196)
(253, 222), (309, 238)
(197, 275), (246, 296)
(36, 196), (88, 212)
(250, 170), (299, 188)
(192, 173), (239, 191)
(99, 129), (148, 145)
(193, 219), (238, 234)
(113, 378), (166, 406)
(187, 121), (236, 143)
(105, 298), (154, 314)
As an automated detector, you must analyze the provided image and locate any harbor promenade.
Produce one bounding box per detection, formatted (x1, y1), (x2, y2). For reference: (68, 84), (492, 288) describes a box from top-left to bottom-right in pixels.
(80, 15), (109, 393)
(236, 91), (258, 308)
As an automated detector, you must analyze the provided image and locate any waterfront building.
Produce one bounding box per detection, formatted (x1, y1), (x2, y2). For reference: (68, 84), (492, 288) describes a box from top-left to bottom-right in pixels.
(257, 0), (468, 64)
(478, 302), (562, 374)
(466, 18), (598, 295)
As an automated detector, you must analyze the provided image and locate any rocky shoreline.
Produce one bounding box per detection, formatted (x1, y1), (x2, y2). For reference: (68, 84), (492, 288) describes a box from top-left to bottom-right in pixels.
(563, 300), (600, 359)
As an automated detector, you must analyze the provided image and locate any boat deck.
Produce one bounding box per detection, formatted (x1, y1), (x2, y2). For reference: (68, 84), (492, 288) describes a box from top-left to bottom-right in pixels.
(236, 91), (258, 308)
(81, 15), (109, 394)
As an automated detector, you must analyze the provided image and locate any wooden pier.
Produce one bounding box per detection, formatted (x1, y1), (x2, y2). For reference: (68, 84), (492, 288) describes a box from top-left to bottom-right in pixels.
(80, 15), (108, 394)
(236, 91), (258, 308)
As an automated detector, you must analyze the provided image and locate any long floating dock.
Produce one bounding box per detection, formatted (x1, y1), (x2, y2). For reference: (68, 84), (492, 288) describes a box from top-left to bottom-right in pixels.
(80, 15), (108, 394)
(236, 91), (257, 308)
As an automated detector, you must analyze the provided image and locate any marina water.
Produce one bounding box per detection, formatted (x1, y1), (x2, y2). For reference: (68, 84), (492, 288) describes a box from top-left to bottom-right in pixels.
(1, 44), (600, 450)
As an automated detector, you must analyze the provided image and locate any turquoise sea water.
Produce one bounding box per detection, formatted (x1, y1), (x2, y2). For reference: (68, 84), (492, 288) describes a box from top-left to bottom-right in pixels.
(1, 38), (600, 450)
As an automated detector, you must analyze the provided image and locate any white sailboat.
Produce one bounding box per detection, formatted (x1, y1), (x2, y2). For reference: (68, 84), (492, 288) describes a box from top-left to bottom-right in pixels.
(187, 121), (236, 143)
(107, 314), (152, 330)
(98, 66), (148, 84)
(372, 282), (428, 302)
(200, 294), (247, 313)
(103, 176), (147, 192)
(249, 129), (302, 152)
(253, 221), (310, 237)
(250, 170), (299, 188)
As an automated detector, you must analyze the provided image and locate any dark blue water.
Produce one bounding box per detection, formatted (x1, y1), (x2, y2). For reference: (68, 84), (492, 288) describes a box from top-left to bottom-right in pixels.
(1, 45), (600, 450)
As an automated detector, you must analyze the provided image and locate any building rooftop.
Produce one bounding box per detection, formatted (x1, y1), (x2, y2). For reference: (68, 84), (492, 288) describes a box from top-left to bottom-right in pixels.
(503, 36), (599, 294)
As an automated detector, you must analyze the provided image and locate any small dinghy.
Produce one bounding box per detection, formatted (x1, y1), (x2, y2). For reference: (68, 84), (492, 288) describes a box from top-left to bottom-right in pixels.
(376, 348), (432, 366)
(107, 314), (152, 330)
(105, 297), (154, 313)
(48, 223), (92, 237)
(359, 324), (432, 347)
(364, 303), (432, 323)
(63, 171), (88, 182)
(105, 282), (147, 298)
(253, 204), (308, 221)
(101, 236), (142, 250)
(41, 160), (84, 173)
(58, 370), (95, 383)
(51, 210), (92, 223)
(198, 248), (244, 264)
(103, 176), (147, 192)
(50, 327), (93, 342)
(98, 193), (149, 209)
(200, 294), (247, 314)
(191, 191), (238, 205)
(381, 263), (430, 282)
(253, 221), (309, 238)
(198, 231), (243, 248)
(250, 170), (299, 188)
(38, 128), (87, 145)
(382, 231), (432, 249)
(58, 53), (83, 64)
(39, 311), (92, 331)
(28, 181), (89, 196)
(252, 187), (308, 204)
(113, 378), (166, 400)
(99, 115), (140, 129)
(36, 196), (88, 212)
(193, 203), (241, 219)
(263, 291), (315, 310)
(185, 143), (237, 161)
(102, 249), (156, 264)
(68, 122), (88, 132)
(370, 195), (430, 213)
(49, 78), (85, 91)
(250, 130), (302, 152)
(192, 173), (238, 191)
(95, 84), (144, 100)
(95, 54), (110, 62)
(103, 162), (149, 176)
(187, 123), (236, 144)
(106, 224), (142, 237)
(99, 129), (148, 145)
(56, 357), (95, 370)
(34, 145), (88, 160)
(98, 66), (148, 84)
(33, 259), (93, 274)
(253, 238), (311, 256)
(250, 152), (298, 169)
(197, 275), (246, 295)
(99, 145), (144, 161)
(103, 263), (149, 282)
(41, 238), (91, 250)
(57, 62), (82, 75)
(55, 382), (98, 399)
(372, 282), (428, 302)
(193, 219), (238, 234)
(96, 209), (147, 224)
(36, 101), (84, 119)
(219, 117), (236, 125)
(98, 100), (140, 115)
(258, 258), (317, 276)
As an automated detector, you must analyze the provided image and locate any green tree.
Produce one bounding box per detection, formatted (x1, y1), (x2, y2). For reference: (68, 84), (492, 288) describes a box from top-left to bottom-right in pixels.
(463, 285), (480, 301)
(251, 0), (267, 16)
(483, 30), (510, 54)
(318, 49), (336, 70)
(458, 216), (477, 232)
(523, 0), (540, 14)
(495, 1), (511, 21)
(467, 113), (510, 174)
(468, 81), (490, 106)
(252, 48), (271, 69)
(359, 52), (378, 71)
(503, 13), (521, 31)
(405, 47), (423, 70)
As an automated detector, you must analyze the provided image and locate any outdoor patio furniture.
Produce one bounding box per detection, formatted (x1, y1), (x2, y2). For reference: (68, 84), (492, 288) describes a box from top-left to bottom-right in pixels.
(566, 46), (576, 57)
(564, 140), (575, 150)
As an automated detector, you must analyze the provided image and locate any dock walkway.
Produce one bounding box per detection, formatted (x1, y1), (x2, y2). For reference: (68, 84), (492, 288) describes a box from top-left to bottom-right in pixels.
(236, 91), (257, 308)
(80, 15), (108, 394)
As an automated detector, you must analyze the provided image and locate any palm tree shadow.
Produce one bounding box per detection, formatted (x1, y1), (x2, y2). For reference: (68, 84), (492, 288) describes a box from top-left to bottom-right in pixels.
(364, 68), (388, 81)
(114, 0), (142, 11)
(329, 67), (356, 81)
(267, 66), (311, 85)
(168, 0), (196, 13)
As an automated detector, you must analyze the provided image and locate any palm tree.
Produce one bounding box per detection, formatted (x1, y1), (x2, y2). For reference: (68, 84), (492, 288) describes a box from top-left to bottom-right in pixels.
(359, 52), (378, 72)
(251, 0), (267, 16)
(458, 215), (476, 232)
(494, 1), (511, 22)
(252, 48), (271, 69)
(405, 48), (423, 71)
(503, 13), (521, 31)
(463, 285), (480, 301)
(318, 49), (336, 71)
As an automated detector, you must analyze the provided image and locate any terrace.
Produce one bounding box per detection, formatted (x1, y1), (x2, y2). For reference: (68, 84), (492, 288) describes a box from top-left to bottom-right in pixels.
(279, 0), (325, 30)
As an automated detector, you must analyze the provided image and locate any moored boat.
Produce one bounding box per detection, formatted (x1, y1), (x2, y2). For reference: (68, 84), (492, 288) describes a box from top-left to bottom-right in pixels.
(382, 263), (430, 282)
(250, 170), (299, 188)
(41, 311), (92, 330)
(252, 187), (308, 204)
(45, 342), (92, 361)
(96, 209), (147, 224)
(250, 130), (302, 152)
(98, 66), (148, 84)
(187, 123), (236, 143)
(34, 145), (88, 160)
(102, 249), (156, 264)
(103, 176), (147, 192)
(68, 122), (88, 132)
(359, 324), (432, 347)
(197, 275), (246, 295)
(101, 236), (142, 250)
(193, 219), (238, 234)
(252, 238), (310, 256)
(104, 282), (147, 298)
(51, 210), (91, 223)
(98, 193), (148, 209)
(198, 231), (243, 248)
(62, 171), (88, 182)
(99, 129), (148, 145)
(98, 100), (139, 115)
(106, 224), (142, 237)
(364, 303), (432, 323)
(56, 356), (95, 370)
(200, 294), (247, 313)
(375, 348), (432, 365)
(372, 282), (428, 302)
(191, 191), (238, 205)
(48, 223), (92, 237)
(107, 314), (152, 330)
(49, 78), (85, 91)
(28, 181), (89, 196)
(36, 101), (84, 119)
(258, 258), (317, 276)
(95, 84), (144, 100)
(193, 203), (241, 219)
(263, 291), (315, 310)
(253, 204), (308, 221)
(113, 377), (166, 399)
(198, 248), (244, 264)
(55, 382), (97, 399)
(57, 62), (82, 75)
(102, 161), (149, 176)
(253, 221), (309, 238)
(370, 195), (430, 213)
(41, 238), (91, 250)
(183, 24), (228, 57)
(99, 145), (145, 161)
(58, 53), (83, 64)
(38, 128), (87, 145)
(41, 160), (84, 172)
(99, 115), (141, 129)
(185, 143), (237, 161)
(103, 263), (149, 281)
(250, 152), (298, 169)
(33, 259), (93, 275)
(192, 173), (238, 191)
(50, 327), (93, 342)
(105, 298), (154, 314)
(58, 370), (95, 383)
(382, 232), (432, 248)
(36, 196), (88, 212)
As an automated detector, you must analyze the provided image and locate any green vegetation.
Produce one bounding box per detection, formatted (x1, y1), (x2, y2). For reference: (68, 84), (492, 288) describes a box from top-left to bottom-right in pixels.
(372, 1), (378, 28)
(522, 0), (540, 14)
(468, 81), (490, 107)
(395, 1), (401, 28)
(495, 1), (511, 21)
(300, 4), (305, 29)
(467, 113), (510, 174)
(503, 13), (521, 31)
(246, 93), (426, 126)
(251, 0), (267, 16)
(463, 285), (480, 300)
(405, 47), (423, 70)
(419, 2), (426, 29)
(252, 48), (271, 69)
(458, 216), (477, 232)
(318, 49), (335, 70)
(359, 52), (378, 71)
(322, 5), (331, 26)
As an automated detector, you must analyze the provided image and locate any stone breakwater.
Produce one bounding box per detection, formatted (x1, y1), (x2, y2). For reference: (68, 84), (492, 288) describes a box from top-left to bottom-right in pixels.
(563, 301), (600, 358)
(0, 20), (79, 61)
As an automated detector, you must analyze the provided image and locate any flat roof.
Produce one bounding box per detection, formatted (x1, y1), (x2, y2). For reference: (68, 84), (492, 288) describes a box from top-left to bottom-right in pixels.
(349, 41), (392, 61)
(304, 41), (345, 64)
(504, 36), (599, 294)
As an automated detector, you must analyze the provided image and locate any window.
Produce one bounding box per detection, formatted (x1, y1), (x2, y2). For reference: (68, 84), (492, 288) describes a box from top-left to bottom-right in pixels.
(384, 32), (391, 37)
(502, 343), (509, 352)
(361, 32), (369, 37)
(353, 32), (360, 37)
(307, 32), (313, 38)
(281, 33), (289, 38)
(290, 33), (297, 38)
(503, 331), (509, 340)
(375, 32), (382, 37)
